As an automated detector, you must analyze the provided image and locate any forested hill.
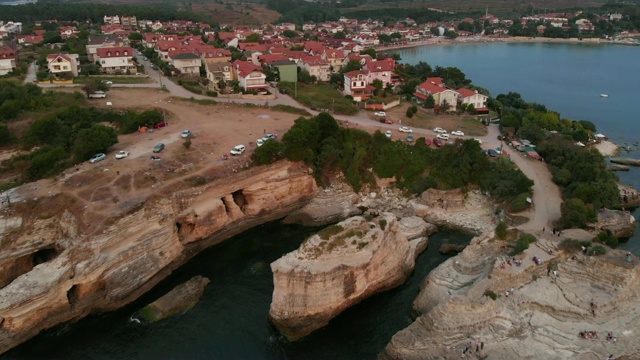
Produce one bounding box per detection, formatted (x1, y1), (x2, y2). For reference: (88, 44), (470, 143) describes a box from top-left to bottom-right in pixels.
(0, 1), (205, 23)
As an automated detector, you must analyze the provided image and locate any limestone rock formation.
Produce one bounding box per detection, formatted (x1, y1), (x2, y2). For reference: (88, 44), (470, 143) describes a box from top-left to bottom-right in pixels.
(136, 275), (210, 322)
(597, 209), (636, 238)
(0, 160), (317, 353)
(381, 229), (640, 360)
(438, 243), (466, 255)
(269, 214), (429, 340)
(283, 180), (361, 227)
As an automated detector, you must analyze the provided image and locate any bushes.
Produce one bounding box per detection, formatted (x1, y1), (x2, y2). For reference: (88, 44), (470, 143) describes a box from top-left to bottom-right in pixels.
(495, 222), (508, 239)
(484, 290), (497, 300)
(590, 245), (607, 256)
(560, 198), (597, 229)
(510, 234), (536, 256)
(508, 192), (532, 213)
(406, 105), (417, 118)
(253, 140), (285, 164)
(594, 231), (618, 248)
(558, 239), (591, 252)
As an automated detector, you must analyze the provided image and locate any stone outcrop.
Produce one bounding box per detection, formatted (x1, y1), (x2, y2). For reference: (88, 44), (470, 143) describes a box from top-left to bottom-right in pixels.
(610, 158), (640, 166)
(136, 275), (210, 322)
(283, 180), (361, 227)
(421, 188), (466, 209)
(269, 214), (429, 340)
(381, 229), (640, 360)
(597, 209), (636, 238)
(438, 243), (466, 255)
(0, 160), (317, 354)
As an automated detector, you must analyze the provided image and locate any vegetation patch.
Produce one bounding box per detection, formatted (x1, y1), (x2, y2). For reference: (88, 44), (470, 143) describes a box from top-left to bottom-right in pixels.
(278, 82), (357, 115)
(318, 224), (344, 240)
(495, 222), (508, 240)
(558, 239), (592, 252)
(73, 76), (149, 84)
(590, 245), (607, 256)
(379, 219), (387, 231)
(270, 104), (311, 116)
(178, 97), (218, 106)
(594, 231), (618, 248)
(484, 289), (497, 300)
(509, 234), (537, 256)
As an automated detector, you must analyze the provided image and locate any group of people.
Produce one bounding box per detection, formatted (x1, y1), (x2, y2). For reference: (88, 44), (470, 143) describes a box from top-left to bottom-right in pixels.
(532, 255), (543, 266)
(499, 257), (522, 270)
(579, 330), (598, 340)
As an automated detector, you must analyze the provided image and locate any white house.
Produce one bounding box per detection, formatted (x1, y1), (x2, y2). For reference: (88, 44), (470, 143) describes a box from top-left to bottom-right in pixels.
(456, 88), (488, 111)
(95, 46), (137, 74)
(0, 46), (16, 76)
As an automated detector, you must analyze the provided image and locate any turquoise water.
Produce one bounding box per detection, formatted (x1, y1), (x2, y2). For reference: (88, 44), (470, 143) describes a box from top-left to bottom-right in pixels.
(4, 221), (472, 359)
(389, 42), (640, 254)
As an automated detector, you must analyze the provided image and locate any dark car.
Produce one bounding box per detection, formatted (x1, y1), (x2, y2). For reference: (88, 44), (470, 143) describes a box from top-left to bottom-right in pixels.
(406, 133), (414, 142)
(153, 143), (165, 153)
(279, 88), (287, 94)
(153, 121), (167, 129)
(488, 149), (498, 157)
(434, 138), (444, 147)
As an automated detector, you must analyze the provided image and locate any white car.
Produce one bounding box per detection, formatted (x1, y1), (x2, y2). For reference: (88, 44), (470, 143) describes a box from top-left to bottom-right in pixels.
(89, 153), (106, 163)
(451, 130), (465, 136)
(88, 91), (106, 99)
(181, 130), (191, 138)
(437, 133), (450, 140)
(433, 127), (447, 133)
(385, 130), (392, 138)
(474, 138), (483, 144)
(398, 126), (413, 133)
(115, 150), (129, 159)
(230, 145), (246, 155)
(374, 111), (386, 117)
(256, 139), (265, 147)
(102, 80), (113, 85)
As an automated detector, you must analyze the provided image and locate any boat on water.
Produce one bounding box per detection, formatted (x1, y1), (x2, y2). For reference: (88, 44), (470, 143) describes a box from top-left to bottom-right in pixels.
(600, 94), (609, 98)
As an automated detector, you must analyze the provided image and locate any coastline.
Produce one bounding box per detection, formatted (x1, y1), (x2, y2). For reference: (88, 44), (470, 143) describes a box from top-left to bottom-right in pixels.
(376, 36), (615, 53)
(595, 140), (621, 157)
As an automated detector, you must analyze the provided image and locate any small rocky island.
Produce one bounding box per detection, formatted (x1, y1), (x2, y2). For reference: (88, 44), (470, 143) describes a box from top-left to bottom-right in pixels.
(269, 214), (433, 340)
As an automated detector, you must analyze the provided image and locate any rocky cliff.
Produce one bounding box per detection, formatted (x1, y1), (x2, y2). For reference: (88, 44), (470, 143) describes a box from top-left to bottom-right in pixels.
(269, 214), (430, 340)
(381, 229), (640, 360)
(0, 160), (317, 354)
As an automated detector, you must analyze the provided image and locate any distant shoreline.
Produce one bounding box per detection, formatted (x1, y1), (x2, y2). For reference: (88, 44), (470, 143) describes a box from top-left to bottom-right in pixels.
(375, 36), (636, 53)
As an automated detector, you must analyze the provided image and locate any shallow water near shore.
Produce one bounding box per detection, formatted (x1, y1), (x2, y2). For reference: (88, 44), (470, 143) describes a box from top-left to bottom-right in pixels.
(4, 221), (472, 359)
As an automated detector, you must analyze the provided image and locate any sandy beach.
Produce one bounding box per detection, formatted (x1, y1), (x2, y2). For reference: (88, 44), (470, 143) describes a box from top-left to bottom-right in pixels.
(595, 140), (621, 157)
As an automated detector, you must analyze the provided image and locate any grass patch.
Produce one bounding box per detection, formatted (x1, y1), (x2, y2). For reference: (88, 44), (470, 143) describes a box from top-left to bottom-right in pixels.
(336, 229), (365, 241)
(278, 82), (358, 115)
(357, 241), (369, 249)
(495, 221), (508, 239)
(558, 239), (592, 252)
(73, 76), (150, 84)
(379, 218), (387, 231)
(395, 103), (487, 136)
(318, 224), (344, 240)
(184, 175), (207, 187)
(271, 104), (311, 116)
(484, 290), (497, 300)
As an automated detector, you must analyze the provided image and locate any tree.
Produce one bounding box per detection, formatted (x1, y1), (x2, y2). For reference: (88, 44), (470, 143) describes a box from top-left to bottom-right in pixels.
(424, 94), (435, 109)
(253, 139), (285, 164)
(333, 31), (346, 39)
(128, 32), (143, 42)
(372, 79), (383, 95)
(458, 22), (474, 32)
(72, 125), (118, 163)
(341, 59), (362, 73)
(561, 198), (597, 229)
(243, 33), (261, 42)
(0, 124), (15, 146)
(81, 79), (109, 97)
(378, 33), (392, 43)
(430, 27), (439, 35)
(360, 48), (377, 59)
(282, 30), (298, 38)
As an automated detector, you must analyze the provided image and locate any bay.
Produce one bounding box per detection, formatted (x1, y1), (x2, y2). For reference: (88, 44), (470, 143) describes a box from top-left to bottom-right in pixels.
(389, 42), (640, 254)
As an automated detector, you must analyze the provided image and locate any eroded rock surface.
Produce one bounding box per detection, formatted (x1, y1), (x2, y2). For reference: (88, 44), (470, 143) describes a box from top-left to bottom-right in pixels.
(283, 180), (361, 227)
(0, 161), (317, 353)
(597, 209), (636, 238)
(137, 275), (210, 322)
(269, 214), (429, 340)
(382, 230), (640, 360)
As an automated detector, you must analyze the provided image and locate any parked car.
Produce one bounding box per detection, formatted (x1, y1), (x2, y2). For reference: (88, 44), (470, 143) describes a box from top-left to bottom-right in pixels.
(474, 138), (483, 144)
(488, 149), (498, 157)
(153, 143), (165, 153)
(153, 121), (167, 129)
(374, 111), (386, 117)
(494, 147), (503, 155)
(262, 133), (276, 141)
(437, 133), (450, 140)
(230, 145), (246, 155)
(384, 118), (393, 124)
(406, 133), (414, 142)
(434, 138), (444, 147)
(425, 138), (432, 146)
(385, 130), (392, 138)
(115, 150), (129, 159)
(88, 91), (106, 99)
(451, 130), (465, 136)
(89, 153), (106, 163)
(433, 127), (447, 133)
(278, 88), (287, 94)
(143, 57), (149, 61)
(102, 80), (113, 85)
(256, 139), (265, 147)
(181, 130), (191, 138)
(398, 126), (413, 133)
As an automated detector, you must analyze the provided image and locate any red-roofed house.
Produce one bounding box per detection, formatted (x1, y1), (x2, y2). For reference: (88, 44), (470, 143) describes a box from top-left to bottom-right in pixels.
(258, 53), (288, 65)
(299, 55), (330, 82)
(320, 48), (346, 72)
(17, 35), (43, 45)
(456, 88), (488, 111)
(0, 45), (16, 75)
(59, 26), (79, 39)
(46, 53), (79, 77)
(363, 58), (396, 87)
(413, 80), (459, 111)
(232, 60), (268, 92)
(343, 70), (375, 102)
(95, 47), (137, 74)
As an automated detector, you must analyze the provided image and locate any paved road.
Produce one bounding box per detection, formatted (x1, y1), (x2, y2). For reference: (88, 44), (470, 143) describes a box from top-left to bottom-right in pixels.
(23, 61), (37, 84)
